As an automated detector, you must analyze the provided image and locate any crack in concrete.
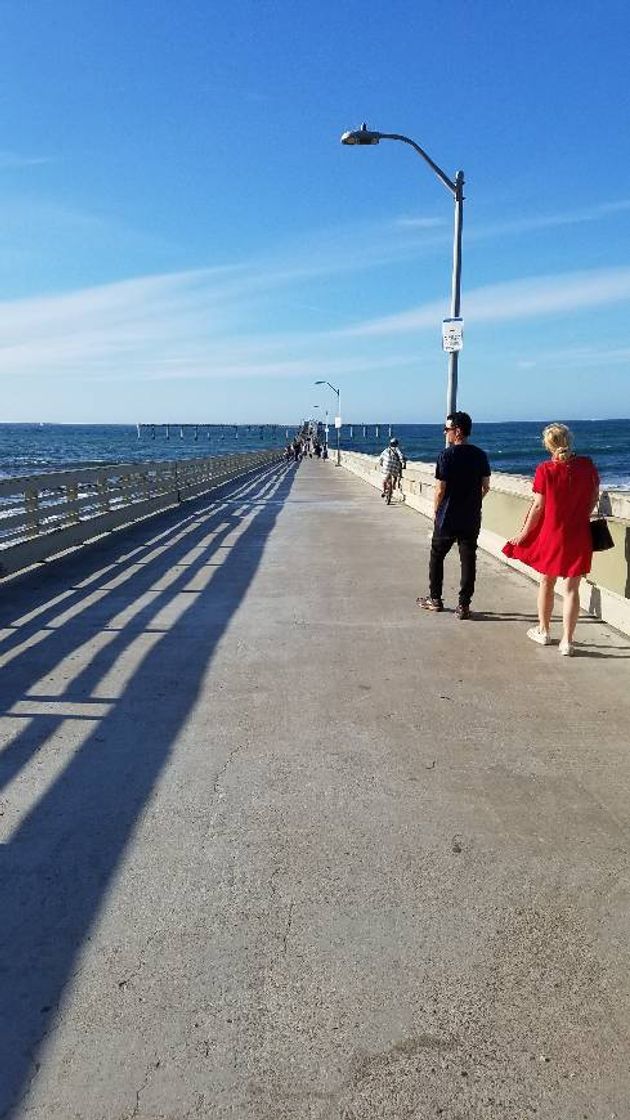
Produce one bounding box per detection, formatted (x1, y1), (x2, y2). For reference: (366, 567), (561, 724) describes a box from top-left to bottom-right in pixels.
(269, 865), (283, 897)
(212, 742), (245, 797)
(281, 899), (294, 955)
(127, 1056), (161, 1120)
(116, 929), (160, 991)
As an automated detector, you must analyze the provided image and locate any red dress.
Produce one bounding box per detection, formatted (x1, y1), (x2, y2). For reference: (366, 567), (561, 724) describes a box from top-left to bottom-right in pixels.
(502, 456), (599, 577)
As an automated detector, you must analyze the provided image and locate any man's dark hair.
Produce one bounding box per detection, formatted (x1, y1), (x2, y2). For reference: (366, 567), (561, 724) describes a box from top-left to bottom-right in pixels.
(447, 411), (472, 438)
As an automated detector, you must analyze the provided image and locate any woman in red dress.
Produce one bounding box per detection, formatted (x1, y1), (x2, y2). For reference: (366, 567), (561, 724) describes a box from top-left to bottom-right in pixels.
(502, 423), (599, 656)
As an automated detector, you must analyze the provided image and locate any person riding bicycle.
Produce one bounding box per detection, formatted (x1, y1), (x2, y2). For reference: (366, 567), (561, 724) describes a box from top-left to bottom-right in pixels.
(379, 437), (406, 499)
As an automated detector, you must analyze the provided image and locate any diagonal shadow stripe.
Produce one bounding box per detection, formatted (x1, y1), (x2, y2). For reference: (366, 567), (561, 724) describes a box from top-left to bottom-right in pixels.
(0, 463), (289, 660)
(0, 464), (292, 702)
(0, 461), (297, 1117)
(0, 470), (288, 797)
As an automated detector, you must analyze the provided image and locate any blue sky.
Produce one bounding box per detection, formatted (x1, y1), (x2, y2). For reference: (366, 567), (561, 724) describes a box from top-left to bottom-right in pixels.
(1, 0), (629, 424)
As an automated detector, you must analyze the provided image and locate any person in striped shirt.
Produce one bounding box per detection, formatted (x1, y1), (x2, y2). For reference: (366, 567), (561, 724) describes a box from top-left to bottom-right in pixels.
(379, 438), (406, 498)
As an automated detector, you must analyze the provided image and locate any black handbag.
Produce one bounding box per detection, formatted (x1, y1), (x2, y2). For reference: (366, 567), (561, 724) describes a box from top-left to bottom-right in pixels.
(590, 517), (614, 552)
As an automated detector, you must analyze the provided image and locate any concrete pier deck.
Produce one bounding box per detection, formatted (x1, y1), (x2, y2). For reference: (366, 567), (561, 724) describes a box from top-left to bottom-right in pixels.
(1, 458), (630, 1119)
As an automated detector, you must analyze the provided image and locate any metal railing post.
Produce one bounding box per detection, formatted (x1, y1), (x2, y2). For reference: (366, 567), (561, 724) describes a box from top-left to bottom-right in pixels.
(24, 487), (40, 537)
(66, 482), (80, 525)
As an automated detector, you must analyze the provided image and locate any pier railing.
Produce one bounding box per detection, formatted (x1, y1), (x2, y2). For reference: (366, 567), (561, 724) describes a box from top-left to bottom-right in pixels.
(0, 450), (282, 578)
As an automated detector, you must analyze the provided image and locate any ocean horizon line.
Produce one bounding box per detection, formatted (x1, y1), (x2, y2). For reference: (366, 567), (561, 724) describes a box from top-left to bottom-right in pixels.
(2, 417), (630, 428)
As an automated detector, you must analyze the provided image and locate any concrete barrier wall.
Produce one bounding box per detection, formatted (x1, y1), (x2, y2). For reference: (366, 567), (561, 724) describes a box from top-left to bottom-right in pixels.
(0, 450), (283, 580)
(334, 451), (630, 637)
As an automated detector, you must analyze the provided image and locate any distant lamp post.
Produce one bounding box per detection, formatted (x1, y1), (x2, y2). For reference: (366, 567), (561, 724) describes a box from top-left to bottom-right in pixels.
(340, 122), (464, 416)
(315, 380), (341, 464)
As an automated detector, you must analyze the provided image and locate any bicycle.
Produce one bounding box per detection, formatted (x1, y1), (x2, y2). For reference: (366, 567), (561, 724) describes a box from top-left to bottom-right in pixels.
(382, 472), (398, 505)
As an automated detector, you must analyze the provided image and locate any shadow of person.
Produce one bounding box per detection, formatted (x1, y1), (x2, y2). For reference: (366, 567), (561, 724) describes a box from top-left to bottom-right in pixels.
(465, 612), (539, 622)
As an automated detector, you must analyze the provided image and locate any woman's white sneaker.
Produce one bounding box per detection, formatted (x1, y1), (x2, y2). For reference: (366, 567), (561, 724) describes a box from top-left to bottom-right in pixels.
(527, 627), (551, 646)
(558, 639), (574, 656)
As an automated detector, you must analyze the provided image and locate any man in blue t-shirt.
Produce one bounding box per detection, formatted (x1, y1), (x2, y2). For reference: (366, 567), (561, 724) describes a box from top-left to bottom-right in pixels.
(417, 411), (491, 619)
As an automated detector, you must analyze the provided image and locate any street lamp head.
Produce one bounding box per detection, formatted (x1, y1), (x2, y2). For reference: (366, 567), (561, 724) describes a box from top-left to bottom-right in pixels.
(340, 122), (381, 146)
(315, 379), (340, 397)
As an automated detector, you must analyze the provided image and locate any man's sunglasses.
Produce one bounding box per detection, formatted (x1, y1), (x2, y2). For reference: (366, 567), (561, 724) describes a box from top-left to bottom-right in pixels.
(443, 425), (457, 433)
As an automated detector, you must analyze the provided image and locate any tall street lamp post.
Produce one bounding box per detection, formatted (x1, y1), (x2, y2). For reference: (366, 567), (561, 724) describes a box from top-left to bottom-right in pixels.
(314, 380), (341, 464)
(340, 123), (464, 416)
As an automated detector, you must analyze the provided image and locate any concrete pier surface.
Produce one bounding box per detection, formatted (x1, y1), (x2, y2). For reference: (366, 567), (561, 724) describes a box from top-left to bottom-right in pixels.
(1, 458), (629, 1120)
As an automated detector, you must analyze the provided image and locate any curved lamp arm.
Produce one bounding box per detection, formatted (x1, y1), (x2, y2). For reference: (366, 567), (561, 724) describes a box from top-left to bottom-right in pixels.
(340, 124), (459, 196)
(314, 379), (340, 399)
(377, 133), (457, 196)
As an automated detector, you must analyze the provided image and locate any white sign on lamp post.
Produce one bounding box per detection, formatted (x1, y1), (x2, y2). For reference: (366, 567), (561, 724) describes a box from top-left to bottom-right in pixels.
(442, 317), (464, 353)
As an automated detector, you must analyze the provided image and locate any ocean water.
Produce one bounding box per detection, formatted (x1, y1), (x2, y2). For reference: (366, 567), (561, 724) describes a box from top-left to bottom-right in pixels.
(0, 424), (287, 479)
(353, 419), (630, 491)
(0, 420), (629, 490)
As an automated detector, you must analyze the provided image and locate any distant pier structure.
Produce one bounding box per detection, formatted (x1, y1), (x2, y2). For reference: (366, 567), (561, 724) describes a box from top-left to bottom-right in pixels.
(136, 424), (283, 444)
(346, 425), (393, 445)
(135, 423), (390, 453)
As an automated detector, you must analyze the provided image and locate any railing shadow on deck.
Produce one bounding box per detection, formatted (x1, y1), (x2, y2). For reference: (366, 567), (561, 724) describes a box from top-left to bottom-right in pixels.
(0, 460), (298, 1118)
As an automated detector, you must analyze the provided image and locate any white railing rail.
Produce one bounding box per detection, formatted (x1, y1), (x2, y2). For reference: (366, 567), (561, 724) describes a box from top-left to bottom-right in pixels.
(0, 450), (282, 577)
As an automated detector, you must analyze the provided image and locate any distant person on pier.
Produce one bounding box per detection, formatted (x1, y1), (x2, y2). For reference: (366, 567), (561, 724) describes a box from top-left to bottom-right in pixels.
(417, 412), (490, 620)
(502, 423), (599, 656)
(379, 437), (406, 499)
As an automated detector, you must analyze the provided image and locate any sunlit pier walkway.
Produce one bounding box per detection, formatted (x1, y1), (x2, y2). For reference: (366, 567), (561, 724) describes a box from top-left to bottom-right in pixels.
(1, 458), (630, 1120)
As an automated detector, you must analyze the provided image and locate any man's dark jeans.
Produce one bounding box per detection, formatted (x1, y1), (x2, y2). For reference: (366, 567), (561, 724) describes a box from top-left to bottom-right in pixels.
(429, 530), (479, 606)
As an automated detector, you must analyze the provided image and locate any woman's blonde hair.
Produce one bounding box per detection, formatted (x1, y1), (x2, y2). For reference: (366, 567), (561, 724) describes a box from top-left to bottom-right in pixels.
(542, 422), (574, 461)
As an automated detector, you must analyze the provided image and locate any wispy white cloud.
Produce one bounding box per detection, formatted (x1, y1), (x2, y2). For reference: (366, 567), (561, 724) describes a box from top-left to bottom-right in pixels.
(389, 198), (630, 244)
(0, 254), (629, 389)
(338, 266), (630, 337)
(3, 186), (629, 314)
(515, 344), (630, 370)
(0, 259), (429, 385)
(0, 150), (51, 169)
(467, 199), (630, 242)
(394, 216), (446, 230)
(0, 197), (189, 269)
